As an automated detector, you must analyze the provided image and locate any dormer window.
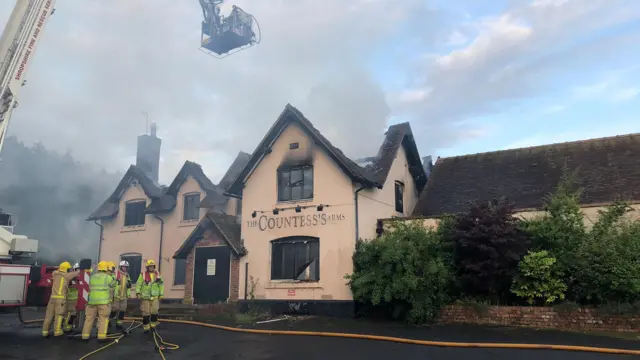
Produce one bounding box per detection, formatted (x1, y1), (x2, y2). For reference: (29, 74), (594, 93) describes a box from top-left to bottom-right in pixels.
(124, 200), (146, 227)
(183, 193), (201, 221)
(278, 166), (313, 202)
(394, 181), (404, 214)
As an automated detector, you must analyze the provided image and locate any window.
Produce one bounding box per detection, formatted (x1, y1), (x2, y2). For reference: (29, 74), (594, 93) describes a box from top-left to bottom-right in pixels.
(120, 254), (142, 282)
(277, 166), (313, 202)
(289, 142), (299, 149)
(183, 193), (200, 221)
(174, 259), (186, 285)
(394, 181), (404, 214)
(124, 201), (146, 227)
(235, 199), (242, 217)
(271, 237), (319, 281)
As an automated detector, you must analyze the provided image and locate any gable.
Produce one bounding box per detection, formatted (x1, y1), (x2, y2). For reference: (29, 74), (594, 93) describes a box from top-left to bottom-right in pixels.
(412, 133), (640, 217)
(227, 104), (378, 197)
(146, 160), (216, 214)
(87, 165), (161, 221)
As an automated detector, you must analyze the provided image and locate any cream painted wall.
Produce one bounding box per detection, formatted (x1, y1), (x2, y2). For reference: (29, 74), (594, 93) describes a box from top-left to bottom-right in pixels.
(238, 123), (422, 302)
(358, 146), (419, 241)
(99, 175), (208, 299)
(390, 204), (640, 231)
(239, 124), (357, 301)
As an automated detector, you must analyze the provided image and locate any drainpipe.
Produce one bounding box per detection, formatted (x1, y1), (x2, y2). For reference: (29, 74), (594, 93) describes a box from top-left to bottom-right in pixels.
(93, 220), (104, 263)
(153, 214), (165, 273)
(354, 185), (366, 242)
(244, 262), (249, 300)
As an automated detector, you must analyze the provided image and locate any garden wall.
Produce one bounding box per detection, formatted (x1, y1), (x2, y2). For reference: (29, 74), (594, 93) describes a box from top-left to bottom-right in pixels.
(437, 305), (639, 332)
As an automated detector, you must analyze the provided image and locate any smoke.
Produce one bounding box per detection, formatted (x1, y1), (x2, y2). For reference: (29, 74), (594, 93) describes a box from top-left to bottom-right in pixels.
(0, 136), (121, 264)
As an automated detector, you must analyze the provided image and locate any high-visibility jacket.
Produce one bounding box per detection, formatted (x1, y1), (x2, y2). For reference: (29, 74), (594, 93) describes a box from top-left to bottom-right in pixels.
(136, 271), (164, 299)
(66, 279), (79, 301)
(50, 270), (80, 300)
(114, 270), (131, 299)
(87, 272), (115, 305)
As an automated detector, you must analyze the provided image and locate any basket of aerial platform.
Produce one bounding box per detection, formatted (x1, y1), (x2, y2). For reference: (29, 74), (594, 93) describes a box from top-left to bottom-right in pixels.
(199, 0), (261, 58)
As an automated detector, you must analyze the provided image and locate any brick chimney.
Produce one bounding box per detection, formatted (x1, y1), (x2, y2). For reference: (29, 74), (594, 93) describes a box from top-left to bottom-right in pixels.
(136, 123), (161, 183)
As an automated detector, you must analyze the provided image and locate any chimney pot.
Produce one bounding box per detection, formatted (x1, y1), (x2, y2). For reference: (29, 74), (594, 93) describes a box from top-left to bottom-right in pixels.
(150, 123), (157, 137)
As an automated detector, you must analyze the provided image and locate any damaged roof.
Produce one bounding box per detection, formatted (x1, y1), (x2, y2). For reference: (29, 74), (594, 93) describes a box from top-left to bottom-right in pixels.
(226, 104), (427, 196)
(86, 165), (162, 221)
(412, 133), (640, 217)
(200, 152), (251, 209)
(173, 212), (243, 259)
(146, 161), (217, 214)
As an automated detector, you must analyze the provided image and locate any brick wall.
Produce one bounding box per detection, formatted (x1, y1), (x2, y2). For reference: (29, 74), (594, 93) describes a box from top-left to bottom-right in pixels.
(183, 227), (240, 304)
(438, 305), (640, 332)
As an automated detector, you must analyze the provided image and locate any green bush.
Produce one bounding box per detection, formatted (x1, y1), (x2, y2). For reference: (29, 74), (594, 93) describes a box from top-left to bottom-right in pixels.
(345, 220), (453, 323)
(573, 213), (640, 304)
(511, 250), (567, 305)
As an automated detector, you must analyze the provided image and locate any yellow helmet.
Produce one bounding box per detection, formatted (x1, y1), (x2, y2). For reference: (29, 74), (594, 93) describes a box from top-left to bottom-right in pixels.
(97, 261), (109, 272)
(58, 261), (72, 272)
(146, 259), (156, 267)
(108, 261), (116, 271)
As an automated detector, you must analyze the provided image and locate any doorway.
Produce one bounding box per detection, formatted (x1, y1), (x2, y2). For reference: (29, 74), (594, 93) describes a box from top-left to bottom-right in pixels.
(193, 246), (231, 304)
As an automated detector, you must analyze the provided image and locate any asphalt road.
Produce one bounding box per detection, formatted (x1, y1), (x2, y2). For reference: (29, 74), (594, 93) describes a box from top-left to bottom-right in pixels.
(1, 316), (637, 359)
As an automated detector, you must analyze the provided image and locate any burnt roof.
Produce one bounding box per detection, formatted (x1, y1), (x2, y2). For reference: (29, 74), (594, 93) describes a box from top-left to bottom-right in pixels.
(146, 161), (217, 214)
(173, 212), (243, 259)
(226, 104), (427, 196)
(86, 165), (162, 221)
(200, 152), (251, 209)
(412, 133), (640, 217)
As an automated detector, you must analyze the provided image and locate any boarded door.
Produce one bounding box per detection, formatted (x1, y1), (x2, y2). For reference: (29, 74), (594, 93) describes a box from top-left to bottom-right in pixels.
(193, 246), (231, 304)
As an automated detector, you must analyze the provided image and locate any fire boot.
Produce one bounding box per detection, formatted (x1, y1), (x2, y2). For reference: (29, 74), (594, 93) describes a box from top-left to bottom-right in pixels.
(142, 315), (151, 334)
(116, 311), (125, 330)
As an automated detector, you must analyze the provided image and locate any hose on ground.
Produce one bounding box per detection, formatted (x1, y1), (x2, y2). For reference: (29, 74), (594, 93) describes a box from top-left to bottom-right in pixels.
(76, 320), (141, 360)
(152, 328), (180, 360)
(20, 314), (640, 356)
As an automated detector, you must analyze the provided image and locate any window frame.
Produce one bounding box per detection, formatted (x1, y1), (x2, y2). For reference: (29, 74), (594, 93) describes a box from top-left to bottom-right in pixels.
(270, 237), (320, 281)
(173, 258), (186, 285)
(120, 253), (142, 282)
(124, 200), (146, 227)
(183, 192), (201, 221)
(394, 181), (404, 214)
(277, 165), (314, 202)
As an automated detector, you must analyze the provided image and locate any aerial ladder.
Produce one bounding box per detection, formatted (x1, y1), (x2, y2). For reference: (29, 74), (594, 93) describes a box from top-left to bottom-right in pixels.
(0, 0), (260, 319)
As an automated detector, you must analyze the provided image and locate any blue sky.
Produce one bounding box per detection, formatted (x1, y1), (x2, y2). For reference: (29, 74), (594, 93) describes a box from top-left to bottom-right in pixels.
(369, 0), (640, 160)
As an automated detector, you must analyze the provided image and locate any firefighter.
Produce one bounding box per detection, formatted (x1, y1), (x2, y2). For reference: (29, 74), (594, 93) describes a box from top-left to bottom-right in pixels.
(42, 261), (81, 338)
(111, 260), (131, 330)
(63, 263), (81, 333)
(81, 261), (116, 342)
(106, 261), (118, 327)
(136, 259), (164, 333)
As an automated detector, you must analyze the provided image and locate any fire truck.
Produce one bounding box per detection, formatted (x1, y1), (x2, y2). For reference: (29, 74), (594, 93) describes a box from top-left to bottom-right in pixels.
(0, 0), (259, 313)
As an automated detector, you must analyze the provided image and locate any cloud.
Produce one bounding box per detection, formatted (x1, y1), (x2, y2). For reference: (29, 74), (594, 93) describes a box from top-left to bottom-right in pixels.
(0, 0), (637, 183)
(392, 0), (640, 156)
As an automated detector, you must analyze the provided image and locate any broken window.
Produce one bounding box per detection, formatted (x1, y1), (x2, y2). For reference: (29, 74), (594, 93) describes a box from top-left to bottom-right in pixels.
(271, 237), (319, 281)
(183, 193), (201, 221)
(277, 166), (313, 202)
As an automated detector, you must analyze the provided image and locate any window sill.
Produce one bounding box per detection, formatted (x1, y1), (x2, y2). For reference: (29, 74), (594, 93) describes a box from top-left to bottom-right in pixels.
(276, 198), (314, 206)
(178, 220), (198, 227)
(172, 285), (185, 290)
(266, 281), (323, 289)
(121, 225), (146, 233)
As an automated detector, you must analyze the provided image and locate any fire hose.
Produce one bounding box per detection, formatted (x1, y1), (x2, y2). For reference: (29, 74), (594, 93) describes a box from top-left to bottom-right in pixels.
(19, 311), (640, 357)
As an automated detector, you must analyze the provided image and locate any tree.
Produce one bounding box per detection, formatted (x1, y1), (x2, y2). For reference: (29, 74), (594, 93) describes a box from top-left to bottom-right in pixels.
(453, 197), (530, 302)
(346, 220), (453, 323)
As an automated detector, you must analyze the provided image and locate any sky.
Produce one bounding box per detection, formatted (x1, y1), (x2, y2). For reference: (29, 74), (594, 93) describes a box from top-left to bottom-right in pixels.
(1, 0), (639, 185)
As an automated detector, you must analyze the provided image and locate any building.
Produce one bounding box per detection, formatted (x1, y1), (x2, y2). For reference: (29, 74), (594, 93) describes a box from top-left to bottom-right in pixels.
(218, 104), (428, 316)
(86, 123), (250, 301)
(406, 133), (640, 228)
